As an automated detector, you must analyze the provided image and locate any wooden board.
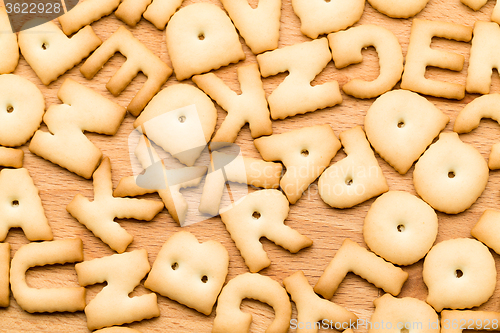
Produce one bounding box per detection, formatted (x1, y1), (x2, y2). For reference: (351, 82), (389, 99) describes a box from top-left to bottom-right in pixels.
(2, 0), (500, 332)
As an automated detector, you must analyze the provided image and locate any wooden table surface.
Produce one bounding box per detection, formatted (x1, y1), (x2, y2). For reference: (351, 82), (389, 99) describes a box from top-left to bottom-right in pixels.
(2, 0), (500, 332)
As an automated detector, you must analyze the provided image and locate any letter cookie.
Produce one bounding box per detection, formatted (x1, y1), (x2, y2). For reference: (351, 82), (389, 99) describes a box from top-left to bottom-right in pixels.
(367, 0), (430, 18)
(254, 125), (341, 204)
(369, 294), (439, 333)
(471, 209), (500, 255)
(67, 157), (164, 253)
(413, 132), (489, 214)
(143, 0), (183, 30)
(192, 64), (272, 144)
(256, 38), (342, 119)
(80, 26), (172, 116)
(220, 189), (312, 272)
(314, 239), (408, 299)
(466, 21), (500, 94)
(75, 250), (160, 330)
(10, 239), (85, 313)
(114, 134), (206, 225)
(0, 7), (19, 74)
(291, 0), (365, 39)
(441, 310), (500, 333)
(134, 84), (217, 166)
(0, 147), (23, 168)
(328, 24), (404, 99)
(145, 231), (229, 315)
(0, 168), (52, 241)
(198, 152), (282, 216)
(365, 90), (449, 174)
(0, 74), (45, 148)
(220, 0), (281, 54)
(0, 243), (9, 307)
(454, 94), (500, 169)
(18, 20), (101, 85)
(401, 19), (473, 99)
(364, 191), (438, 266)
(283, 271), (358, 333)
(29, 79), (126, 179)
(423, 238), (496, 312)
(319, 126), (389, 209)
(461, 0), (500, 24)
(166, 3), (245, 80)
(212, 273), (292, 333)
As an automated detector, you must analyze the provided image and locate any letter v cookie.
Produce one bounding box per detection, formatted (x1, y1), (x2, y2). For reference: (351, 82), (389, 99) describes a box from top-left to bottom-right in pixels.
(319, 126), (389, 209)
(257, 38), (342, 120)
(18, 20), (101, 85)
(81, 26), (172, 116)
(67, 157), (164, 253)
(255, 125), (341, 204)
(29, 79), (126, 179)
(283, 271), (358, 333)
(220, 0), (281, 54)
(192, 64), (272, 144)
(220, 189), (312, 272)
(0, 168), (52, 241)
(314, 239), (408, 299)
(0, 7), (19, 74)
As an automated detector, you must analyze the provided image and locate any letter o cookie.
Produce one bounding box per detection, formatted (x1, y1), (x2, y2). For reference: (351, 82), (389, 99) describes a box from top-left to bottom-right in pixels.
(0, 74), (45, 147)
(367, 0), (430, 18)
(413, 132), (488, 214)
(363, 191), (438, 266)
(423, 238), (496, 312)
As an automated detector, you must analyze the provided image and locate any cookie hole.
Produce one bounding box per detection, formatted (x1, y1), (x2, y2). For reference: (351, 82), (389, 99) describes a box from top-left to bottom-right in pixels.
(252, 211), (261, 219)
(397, 224), (405, 232)
(171, 262), (179, 270)
(401, 328), (409, 333)
(41, 43), (47, 50)
(178, 115), (186, 123)
(201, 275), (208, 283)
(325, 0), (331, 2)
(397, 121), (405, 128)
(6, 106), (13, 113)
(11, 200), (19, 207)
(448, 171), (455, 179)
(198, 33), (205, 40)
(455, 269), (463, 278)
(345, 178), (353, 186)
(301, 149), (309, 157)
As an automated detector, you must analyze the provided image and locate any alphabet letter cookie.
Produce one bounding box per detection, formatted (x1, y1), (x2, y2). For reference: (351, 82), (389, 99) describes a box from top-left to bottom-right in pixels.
(81, 26), (172, 116)
(213, 273), (292, 333)
(329, 24), (404, 99)
(18, 20), (101, 85)
(254, 125), (341, 204)
(10, 239), (85, 313)
(29, 79), (126, 179)
(257, 38), (342, 119)
(0, 7), (19, 74)
(67, 157), (164, 253)
(319, 126), (389, 209)
(401, 19), (472, 99)
(76, 250), (160, 330)
(145, 231), (229, 315)
(166, 3), (245, 80)
(220, 189), (312, 272)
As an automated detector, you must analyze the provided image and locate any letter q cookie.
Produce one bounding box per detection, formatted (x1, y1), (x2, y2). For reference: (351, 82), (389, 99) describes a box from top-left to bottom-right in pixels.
(413, 132), (489, 214)
(423, 238), (496, 312)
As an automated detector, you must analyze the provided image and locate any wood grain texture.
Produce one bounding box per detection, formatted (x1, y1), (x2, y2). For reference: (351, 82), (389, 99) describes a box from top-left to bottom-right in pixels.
(1, 0), (500, 332)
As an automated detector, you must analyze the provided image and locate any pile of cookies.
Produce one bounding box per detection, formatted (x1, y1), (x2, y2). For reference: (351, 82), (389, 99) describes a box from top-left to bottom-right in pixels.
(2, 0), (500, 332)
